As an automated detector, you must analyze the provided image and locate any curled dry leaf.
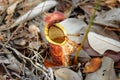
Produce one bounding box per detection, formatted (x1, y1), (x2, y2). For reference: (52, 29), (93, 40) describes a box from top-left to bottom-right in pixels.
(83, 57), (102, 73)
(44, 11), (65, 27)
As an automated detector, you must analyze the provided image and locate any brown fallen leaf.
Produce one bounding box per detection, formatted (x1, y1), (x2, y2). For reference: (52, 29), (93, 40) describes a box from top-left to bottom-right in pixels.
(83, 57), (102, 73)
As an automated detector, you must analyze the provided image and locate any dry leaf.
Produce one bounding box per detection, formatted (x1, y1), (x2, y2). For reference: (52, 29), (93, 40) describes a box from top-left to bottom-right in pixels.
(54, 68), (83, 80)
(88, 32), (120, 55)
(80, 4), (96, 16)
(94, 8), (120, 28)
(85, 57), (117, 80)
(83, 40), (100, 56)
(56, 0), (73, 18)
(83, 57), (102, 73)
(6, 0), (58, 30)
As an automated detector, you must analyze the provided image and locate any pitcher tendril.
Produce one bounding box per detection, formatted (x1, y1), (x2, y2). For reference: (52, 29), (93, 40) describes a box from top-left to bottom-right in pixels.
(74, 0), (101, 63)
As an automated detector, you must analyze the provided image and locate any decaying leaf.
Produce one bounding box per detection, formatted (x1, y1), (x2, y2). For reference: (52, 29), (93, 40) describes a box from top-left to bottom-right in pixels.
(88, 32), (120, 55)
(85, 57), (117, 80)
(83, 57), (102, 73)
(54, 68), (83, 80)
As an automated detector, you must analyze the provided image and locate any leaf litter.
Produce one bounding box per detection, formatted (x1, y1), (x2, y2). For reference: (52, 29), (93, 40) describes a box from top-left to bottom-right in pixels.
(0, 0), (120, 80)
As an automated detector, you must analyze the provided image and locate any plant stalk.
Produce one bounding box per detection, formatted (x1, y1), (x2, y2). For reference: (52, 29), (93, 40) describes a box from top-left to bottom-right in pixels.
(74, 0), (101, 63)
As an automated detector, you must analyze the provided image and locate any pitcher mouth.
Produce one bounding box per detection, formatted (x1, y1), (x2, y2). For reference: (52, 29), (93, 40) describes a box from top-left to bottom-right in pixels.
(44, 23), (67, 46)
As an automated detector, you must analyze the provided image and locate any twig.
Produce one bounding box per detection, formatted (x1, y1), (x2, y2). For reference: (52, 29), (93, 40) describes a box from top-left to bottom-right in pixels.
(29, 48), (45, 61)
(2, 63), (13, 80)
(7, 46), (50, 79)
(0, 42), (51, 79)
